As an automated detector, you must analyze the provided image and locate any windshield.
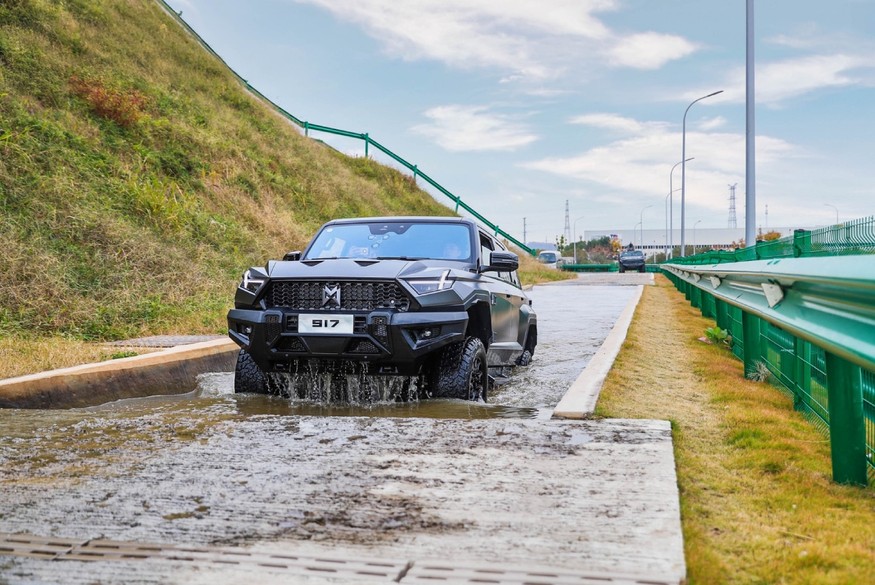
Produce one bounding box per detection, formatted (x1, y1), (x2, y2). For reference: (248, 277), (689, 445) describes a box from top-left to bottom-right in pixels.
(621, 251), (644, 258)
(304, 221), (473, 262)
(537, 252), (559, 263)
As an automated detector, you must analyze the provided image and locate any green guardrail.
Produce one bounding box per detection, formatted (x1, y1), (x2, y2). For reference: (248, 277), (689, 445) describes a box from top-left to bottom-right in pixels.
(667, 216), (875, 265)
(156, 1), (533, 256)
(663, 243), (875, 487)
(561, 263), (662, 273)
(561, 263), (617, 272)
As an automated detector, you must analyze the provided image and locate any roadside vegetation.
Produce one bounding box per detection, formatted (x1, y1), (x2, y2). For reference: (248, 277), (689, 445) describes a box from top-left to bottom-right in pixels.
(596, 276), (874, 584)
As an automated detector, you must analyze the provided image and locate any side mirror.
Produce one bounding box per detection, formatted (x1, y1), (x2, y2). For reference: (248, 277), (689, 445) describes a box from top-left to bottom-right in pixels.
(481, 251), (519, 273)
(283, 250), (302, 261)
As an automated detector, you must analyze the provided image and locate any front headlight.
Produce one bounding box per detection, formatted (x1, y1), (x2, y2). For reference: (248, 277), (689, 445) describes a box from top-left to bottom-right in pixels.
(406, 270), (455, 295)
(240, 269), (266, 294)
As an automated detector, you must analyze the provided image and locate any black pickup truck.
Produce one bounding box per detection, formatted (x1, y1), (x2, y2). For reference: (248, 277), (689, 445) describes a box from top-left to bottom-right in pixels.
(227, 217), (537, 401)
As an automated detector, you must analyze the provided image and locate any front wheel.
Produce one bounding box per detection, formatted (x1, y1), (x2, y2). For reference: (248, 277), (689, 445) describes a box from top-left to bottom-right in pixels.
(430, 337), (489, 401)
(234, 349), (269, 394)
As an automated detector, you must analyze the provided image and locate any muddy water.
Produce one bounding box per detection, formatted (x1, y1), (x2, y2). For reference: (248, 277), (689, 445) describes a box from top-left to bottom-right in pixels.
(2, 282), (637, 435)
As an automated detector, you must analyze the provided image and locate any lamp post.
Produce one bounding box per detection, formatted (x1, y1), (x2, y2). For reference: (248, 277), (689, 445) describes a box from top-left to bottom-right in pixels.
(693, 219), (702, 255)
(681, 90), (723, 257)
(572, 215), (586, 264)
(667, 157), (693, 259)
(639, 204), (652, 258)
(824, 203), (839, 224)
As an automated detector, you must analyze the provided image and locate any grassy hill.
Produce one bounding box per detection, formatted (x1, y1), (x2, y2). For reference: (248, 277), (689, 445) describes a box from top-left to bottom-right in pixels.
(0, 0), (454, 343)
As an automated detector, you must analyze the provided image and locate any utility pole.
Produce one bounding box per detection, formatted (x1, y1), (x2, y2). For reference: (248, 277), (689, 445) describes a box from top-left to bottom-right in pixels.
(728, 183), (737, 229)
(745, 0), (757, 248)
(563, 200), (571, 243)
(523, 218), (527, 246)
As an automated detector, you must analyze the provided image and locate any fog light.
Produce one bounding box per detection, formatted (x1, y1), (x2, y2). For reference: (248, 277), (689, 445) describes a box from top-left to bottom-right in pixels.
(415, 326), (440, 341)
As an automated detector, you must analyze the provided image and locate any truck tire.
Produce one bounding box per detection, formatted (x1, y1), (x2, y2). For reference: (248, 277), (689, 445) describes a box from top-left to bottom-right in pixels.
(234, 350), (269, 394)
(431, 337), (489, 401)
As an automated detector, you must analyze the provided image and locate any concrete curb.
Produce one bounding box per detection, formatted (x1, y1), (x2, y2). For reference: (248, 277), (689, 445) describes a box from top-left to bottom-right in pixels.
(0, 338), (239, 409)
(552, 285), (645, 418)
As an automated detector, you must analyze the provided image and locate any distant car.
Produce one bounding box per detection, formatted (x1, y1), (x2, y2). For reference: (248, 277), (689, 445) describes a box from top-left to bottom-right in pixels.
(536, 250), (562, 269)
(618, 249), (646, 273)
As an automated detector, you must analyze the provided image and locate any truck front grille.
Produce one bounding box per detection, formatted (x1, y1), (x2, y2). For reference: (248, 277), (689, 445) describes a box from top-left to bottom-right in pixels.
(266, 281), (410, 312)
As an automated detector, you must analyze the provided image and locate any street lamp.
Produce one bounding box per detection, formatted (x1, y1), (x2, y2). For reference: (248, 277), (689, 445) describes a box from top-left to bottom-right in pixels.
(667, 157), (694, 259)
(824, 203), (839, 224)
(572, 215), (586, 264)
(693, 219), (702, 255)
(639, 204), (652, 258)
(681, 90), (723, 257)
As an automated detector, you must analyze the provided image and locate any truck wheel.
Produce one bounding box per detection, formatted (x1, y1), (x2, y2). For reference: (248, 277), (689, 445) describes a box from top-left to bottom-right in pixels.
(234, 350), (269, 394)
(432, 337), (489, 401)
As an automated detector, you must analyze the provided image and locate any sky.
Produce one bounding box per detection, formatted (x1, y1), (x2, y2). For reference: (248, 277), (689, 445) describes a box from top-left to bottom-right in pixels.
(166, 0), (875, 246)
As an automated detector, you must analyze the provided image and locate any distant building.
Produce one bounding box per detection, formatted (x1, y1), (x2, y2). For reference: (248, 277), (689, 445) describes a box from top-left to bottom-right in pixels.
(581, 226), (818, 259)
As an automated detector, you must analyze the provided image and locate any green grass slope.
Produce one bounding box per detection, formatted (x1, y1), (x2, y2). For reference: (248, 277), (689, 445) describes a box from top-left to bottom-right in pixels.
(0, 0), (452, 341)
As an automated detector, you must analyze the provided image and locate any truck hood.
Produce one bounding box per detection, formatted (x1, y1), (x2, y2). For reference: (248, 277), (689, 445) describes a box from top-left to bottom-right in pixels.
(265, 258), (472, 281)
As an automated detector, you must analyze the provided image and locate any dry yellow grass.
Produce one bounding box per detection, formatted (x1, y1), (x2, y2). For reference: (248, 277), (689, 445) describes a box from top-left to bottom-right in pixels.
(596, 275), (875, 585)
(0, 337), (163, 380)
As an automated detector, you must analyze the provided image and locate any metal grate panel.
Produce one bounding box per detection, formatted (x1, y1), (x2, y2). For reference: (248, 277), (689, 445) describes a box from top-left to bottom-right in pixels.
(404, 561), (679, 585)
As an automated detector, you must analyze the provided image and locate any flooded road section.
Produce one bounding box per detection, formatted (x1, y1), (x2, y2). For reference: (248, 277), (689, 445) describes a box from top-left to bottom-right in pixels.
(0, 280), (684, 584)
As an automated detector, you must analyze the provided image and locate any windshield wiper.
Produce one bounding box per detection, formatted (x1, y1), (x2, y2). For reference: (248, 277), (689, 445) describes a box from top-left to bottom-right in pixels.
(375, 256), (427, 261)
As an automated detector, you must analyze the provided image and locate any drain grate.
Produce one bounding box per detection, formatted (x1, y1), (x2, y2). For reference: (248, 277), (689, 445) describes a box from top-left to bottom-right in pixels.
(402, 561), (679, 585)
(0, 534), (80, 560)
(1, 533), (409, 581)
(0, 533), (681, 584)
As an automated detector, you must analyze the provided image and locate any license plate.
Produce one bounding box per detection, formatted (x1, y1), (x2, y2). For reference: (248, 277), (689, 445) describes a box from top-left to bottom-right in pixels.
(297, 314), (355, 335)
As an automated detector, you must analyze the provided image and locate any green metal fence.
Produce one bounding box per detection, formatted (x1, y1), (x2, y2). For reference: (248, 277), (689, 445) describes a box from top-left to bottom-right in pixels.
(669, 216), (875, 265)
(663, 220), (875, 487)
(156, 0), (533, 256)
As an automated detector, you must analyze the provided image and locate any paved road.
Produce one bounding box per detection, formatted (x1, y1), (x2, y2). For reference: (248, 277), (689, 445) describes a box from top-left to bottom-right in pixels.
(0, 275), (684, 584)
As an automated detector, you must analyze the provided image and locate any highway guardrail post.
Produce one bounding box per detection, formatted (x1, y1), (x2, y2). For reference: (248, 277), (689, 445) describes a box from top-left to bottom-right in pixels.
(824, 353), (868, 486)
(715, 298), (729, 332)
(793, 337), (812, 411)
(793, 229), (811, 257)
(742, 311), (762, 379)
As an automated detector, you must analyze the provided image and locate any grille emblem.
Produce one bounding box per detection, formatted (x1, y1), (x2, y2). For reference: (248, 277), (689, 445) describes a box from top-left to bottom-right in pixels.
(321, 284), (341, 308)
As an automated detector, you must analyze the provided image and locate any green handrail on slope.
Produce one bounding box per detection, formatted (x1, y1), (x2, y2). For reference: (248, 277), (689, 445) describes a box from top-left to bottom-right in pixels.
(156, 0), (534, 256)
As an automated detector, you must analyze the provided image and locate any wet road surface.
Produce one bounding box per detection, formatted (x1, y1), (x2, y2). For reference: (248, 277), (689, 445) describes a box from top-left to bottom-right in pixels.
(0, 277), (685, 583)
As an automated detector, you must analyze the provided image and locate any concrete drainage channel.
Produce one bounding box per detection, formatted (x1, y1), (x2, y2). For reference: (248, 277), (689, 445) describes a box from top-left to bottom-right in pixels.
(0, 275), (684, 584)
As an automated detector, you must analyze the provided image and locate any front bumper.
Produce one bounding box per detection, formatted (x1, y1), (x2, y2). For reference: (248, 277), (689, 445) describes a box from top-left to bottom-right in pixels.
(227, 308), (468, 376)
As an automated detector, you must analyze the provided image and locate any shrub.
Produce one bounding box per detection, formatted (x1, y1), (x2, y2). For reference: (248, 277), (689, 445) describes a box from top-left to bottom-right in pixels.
(69, 75), (147, 127)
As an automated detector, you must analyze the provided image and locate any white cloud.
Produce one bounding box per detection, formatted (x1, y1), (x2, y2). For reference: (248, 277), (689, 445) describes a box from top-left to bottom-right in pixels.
(606, 32), (698, 70)
(412, 105), (538, 152)
(569, 113), (669, 135)
(523, 114), (796, 215)
(294, 0), (696, 79)
(689, 53), (875, 105)
(696, 117), (727, 131)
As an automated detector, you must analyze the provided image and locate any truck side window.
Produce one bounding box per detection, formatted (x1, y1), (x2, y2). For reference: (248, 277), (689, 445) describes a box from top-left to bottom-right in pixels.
(479, 233), (494, 269)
